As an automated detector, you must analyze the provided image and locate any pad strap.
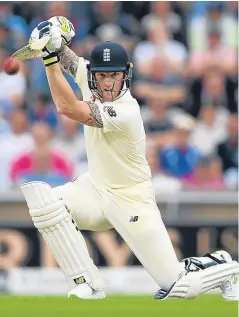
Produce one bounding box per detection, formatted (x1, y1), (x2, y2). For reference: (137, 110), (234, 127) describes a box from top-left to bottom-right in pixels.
(184, 254), (226, 272)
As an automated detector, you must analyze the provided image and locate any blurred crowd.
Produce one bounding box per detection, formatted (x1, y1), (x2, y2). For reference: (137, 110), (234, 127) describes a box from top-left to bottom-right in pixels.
(0, 1), (238, 193)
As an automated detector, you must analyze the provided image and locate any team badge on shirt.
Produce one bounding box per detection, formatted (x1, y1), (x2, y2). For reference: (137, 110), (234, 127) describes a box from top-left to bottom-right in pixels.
(103, 106), (117, 117)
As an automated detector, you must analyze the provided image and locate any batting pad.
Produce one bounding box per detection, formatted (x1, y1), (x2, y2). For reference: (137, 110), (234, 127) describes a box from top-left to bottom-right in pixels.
(21, 181), (105, 290)
(157, 261), (239, 300)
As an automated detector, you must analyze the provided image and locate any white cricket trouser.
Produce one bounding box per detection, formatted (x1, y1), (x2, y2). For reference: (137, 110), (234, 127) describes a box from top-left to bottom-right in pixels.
(53, 173), (181, 290)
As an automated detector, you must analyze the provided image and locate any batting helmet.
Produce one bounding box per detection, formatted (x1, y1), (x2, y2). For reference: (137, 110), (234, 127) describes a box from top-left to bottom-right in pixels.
(87, 41), (133, 102)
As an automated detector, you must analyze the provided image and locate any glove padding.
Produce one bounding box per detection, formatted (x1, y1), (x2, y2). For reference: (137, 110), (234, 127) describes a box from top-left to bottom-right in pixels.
(48, 16), (75, 47)
(29, 16), (75, 66)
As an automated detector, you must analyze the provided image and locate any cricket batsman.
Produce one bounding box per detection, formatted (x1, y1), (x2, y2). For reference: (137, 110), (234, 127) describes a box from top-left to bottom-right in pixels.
(20, 17), (239, 300)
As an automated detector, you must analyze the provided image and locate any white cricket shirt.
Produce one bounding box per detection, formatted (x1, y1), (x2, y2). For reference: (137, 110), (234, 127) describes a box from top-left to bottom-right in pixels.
(75, 58), (151, 189)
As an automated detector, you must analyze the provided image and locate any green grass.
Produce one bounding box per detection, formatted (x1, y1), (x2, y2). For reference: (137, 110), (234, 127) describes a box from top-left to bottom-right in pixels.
(0, 294), (237, 317)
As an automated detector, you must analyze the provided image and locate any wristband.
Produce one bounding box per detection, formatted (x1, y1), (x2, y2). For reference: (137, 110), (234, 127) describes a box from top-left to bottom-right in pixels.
(43, 52), (60, 67)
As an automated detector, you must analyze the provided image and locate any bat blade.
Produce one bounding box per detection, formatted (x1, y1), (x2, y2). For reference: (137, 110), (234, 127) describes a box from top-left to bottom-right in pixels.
(12, 35), (50, 60)
(12, 46), (42, 60)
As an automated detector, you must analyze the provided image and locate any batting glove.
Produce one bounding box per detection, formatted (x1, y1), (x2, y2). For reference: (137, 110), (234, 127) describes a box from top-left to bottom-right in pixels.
(29, 16), (75, 67)
(48, 16), (75, 47)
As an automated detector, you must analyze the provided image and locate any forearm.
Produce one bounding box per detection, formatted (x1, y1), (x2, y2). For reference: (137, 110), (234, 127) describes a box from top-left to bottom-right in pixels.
(46, 63), (78, 115)
(58, 46), (79, 78)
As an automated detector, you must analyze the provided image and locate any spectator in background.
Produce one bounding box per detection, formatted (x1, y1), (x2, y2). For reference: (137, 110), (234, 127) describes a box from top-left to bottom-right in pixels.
(0, 108), (33, 190)
(143, 97), (176, 150)
(115, 34), (137, 60)
(53, 115), (87, 176)
(186, 66), (237, 118)
(188, 3), (238, 51)
(29, 2), (87, 42)
(141, 1), (185, 45)
(190, 105), (229, 157)
(160, 116), (201, 180)
(28, 94), (59, 130)
(217, 115), (238, 190)
(133, 55), (185, 106)
(0, 21), (14, 53)
(12, 2), (44, 25)
(188, 1), (221, 19)
(188, 28), (237, 77)
(121, 2), (150, 21)
(146, 139), (182, 194)
(10, 122), (73, 187)
(95, 23), (123, 42)
(0, 47), (26, 114)
(27, 57), (51, 97)
(88, 1), (140, 37)
(134, 19), (187, 76)
(0, 109), (10, 135)
(72, 35), (100, 60)
(224, 1), (238, 21)
(0, 1), (28, 50)
(183, 156), (225, 190)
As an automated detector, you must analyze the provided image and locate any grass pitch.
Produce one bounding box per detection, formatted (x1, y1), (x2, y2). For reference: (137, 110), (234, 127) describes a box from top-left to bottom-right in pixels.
(0, 294), (237, 317)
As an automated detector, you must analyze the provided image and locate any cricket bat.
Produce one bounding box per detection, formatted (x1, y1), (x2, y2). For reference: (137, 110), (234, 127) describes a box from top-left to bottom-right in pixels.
(12, 35), (50, 60)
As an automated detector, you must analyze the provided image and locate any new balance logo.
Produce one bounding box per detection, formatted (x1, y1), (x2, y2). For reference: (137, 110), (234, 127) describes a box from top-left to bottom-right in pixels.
(103, 48), (110, 62)
(74, 276), (86, 285)
(130, 216), (138, 222)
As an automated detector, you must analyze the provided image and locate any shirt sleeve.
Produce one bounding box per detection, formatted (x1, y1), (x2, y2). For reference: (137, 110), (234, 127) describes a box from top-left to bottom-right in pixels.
(74, 57), (89, 89)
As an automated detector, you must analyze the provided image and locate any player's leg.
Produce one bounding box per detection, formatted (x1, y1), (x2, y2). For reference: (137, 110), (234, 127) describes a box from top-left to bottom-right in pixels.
(53, 175), (112, 299)
(101, 183), (239, 300)
(21, 175), (111, 299)
(101, 184), (182, 291)
(54, 175), (112, 232)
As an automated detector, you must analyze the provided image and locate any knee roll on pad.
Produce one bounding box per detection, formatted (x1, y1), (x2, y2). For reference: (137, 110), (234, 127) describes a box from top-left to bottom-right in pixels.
(30, 201), (68, 229)
(21, 181), (68, 229)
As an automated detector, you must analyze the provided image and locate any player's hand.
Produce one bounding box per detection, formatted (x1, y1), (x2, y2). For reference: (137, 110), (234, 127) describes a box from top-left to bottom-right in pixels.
(29, 16), (75, 54)
(29, 17), (75, 67)
(29, 22), (62, 67)
(48, 16), (75, 48)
